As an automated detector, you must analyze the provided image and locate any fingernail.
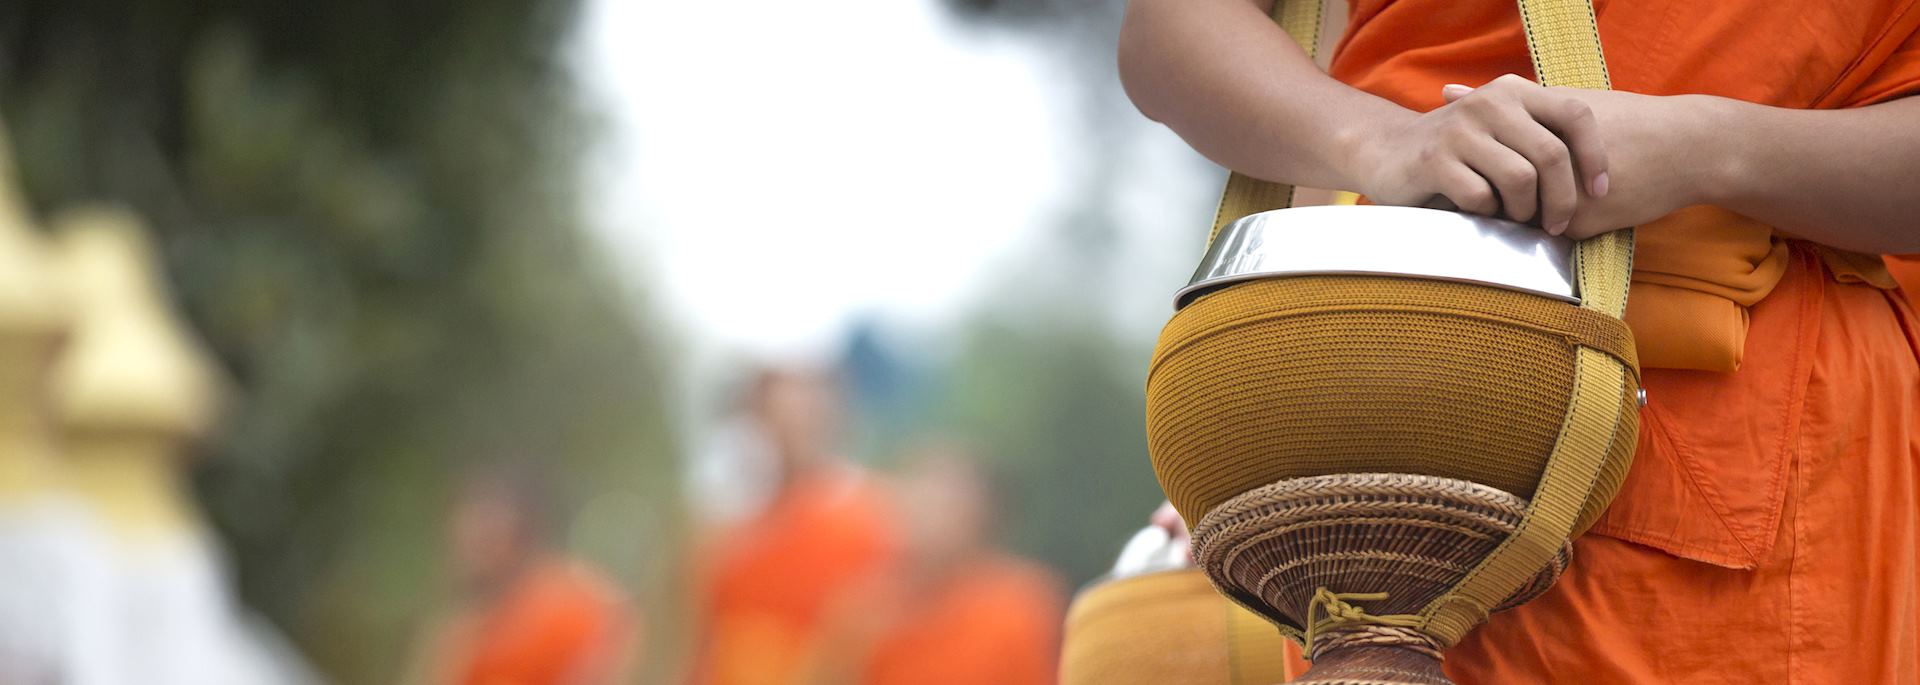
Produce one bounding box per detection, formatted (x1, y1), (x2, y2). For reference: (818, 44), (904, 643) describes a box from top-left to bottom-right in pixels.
(1591, 172), (1610, 198)
(1442, 84), (1473, 98)
(1550, 220), (1569, 235)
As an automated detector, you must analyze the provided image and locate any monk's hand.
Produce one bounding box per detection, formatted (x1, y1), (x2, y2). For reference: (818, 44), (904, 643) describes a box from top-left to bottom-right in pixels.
(1353, 74), (1610, 234)
(1516, 88), (1726, 240)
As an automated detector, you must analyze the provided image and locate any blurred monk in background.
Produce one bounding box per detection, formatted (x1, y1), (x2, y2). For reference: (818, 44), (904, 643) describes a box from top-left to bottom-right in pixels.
(805, 443), (1064, 685)
(410, 466), (634, 685)
(690, 367), (899, 685)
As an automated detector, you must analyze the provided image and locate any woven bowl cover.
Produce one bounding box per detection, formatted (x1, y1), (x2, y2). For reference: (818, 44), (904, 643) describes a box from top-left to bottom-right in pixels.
(1191, 474), (1568, 634)
(1146, 276), (1637, 538)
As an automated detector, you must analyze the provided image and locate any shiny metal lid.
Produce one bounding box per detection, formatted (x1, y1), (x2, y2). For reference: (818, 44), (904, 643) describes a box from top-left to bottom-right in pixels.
(1175, 205), (1578, 310)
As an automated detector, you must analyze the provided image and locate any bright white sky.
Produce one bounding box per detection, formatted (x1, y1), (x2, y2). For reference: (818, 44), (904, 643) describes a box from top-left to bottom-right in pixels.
(574, 0), (1073, 359)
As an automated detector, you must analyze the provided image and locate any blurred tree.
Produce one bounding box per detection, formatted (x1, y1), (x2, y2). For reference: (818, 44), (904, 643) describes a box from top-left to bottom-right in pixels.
(0, 1), (680, 682)
(937, 292), (1167, 586)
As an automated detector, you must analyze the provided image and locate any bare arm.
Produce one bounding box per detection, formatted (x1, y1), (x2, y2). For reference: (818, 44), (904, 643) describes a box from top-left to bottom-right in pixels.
(1466, 84), (1920, 253)
(1701, 96), (1920, 254)
(1125, 0), (1920, 253)
(1117, 0), (1390, 192)
(1119, 0), (1611, 232)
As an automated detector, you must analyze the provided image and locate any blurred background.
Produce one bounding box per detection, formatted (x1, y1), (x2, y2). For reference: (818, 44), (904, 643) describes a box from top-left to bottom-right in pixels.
(0, 0), (1225, 682)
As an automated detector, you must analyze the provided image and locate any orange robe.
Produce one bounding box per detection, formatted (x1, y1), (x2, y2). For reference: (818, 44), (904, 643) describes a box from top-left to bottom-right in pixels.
(1889, 256), (1920, 309)
(693, 471), (899, 685)
(1334, 0), (1920, 371)
(1450, 249), (1920, 682)
(1273, 1), (1920, 681)
(859, 556), (1064, 685)
(443, 559), (632, 685)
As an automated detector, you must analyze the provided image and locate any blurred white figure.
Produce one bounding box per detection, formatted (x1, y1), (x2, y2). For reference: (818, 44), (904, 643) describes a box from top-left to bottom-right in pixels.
(50, 207), (313, 685)
(687, 415), (779, 530)
(688, 365), (837, 531)
(0, 132), (119, 685)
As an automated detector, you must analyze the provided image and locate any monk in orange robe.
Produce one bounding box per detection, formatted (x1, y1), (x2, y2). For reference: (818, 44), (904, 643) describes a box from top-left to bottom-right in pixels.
(805, 446), (1063, 685)
(855, 558), (1062, 685)
(1119, 0), (1920, 681)
(690, 368), (900, 685)
(438, 561), (633, 685)
(416, 468), (634, 685)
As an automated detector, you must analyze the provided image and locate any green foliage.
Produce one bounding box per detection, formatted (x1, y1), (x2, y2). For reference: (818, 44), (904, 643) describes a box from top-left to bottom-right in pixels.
(938, 304), (1166, 587)
(0, 1), (679, 682)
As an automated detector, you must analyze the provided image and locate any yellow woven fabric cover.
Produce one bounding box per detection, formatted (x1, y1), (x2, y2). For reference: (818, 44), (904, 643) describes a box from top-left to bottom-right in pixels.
(1060, 569), (1290, 685)
(1146, 276), (1637, 536)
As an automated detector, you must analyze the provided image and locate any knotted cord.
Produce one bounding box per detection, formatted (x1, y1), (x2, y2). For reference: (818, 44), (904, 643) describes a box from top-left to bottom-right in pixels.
(1304, 588), (1436, 661)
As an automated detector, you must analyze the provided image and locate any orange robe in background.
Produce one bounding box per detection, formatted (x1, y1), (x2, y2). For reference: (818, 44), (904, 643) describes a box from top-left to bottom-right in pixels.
(1270, 1), (1920, 682)
(446, 559), (632, 685)
(694, 471), (899, 685)
(860, 556), (1064, 685)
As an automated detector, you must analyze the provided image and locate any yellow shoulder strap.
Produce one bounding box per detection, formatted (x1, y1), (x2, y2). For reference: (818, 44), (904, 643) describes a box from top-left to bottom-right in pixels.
(1417, 0), (1638, 646)
(1206, 0), (1323, 244)
(1517, 0), (1633, 318)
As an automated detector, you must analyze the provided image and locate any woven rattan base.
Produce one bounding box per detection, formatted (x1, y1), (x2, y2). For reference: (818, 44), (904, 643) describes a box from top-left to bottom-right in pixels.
(1191, 473), (1570, 685)
(1289, 645), (1451, 685)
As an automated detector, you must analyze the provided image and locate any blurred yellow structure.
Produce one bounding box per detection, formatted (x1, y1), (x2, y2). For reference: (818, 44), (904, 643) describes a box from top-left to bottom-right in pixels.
(0, 129), (68, 502)
(52, 207), (223, 539)
(44, 206), (307, 684)
(0, 125), (118, 685)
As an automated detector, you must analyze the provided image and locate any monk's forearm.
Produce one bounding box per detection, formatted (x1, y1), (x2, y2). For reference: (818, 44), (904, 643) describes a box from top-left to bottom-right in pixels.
(1117, 0), (1410, 192)
(1697, 95), (1920, 254)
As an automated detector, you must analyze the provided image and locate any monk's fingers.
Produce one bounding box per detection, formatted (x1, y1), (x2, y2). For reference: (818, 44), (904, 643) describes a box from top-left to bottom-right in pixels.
(1483, 120), (1579, 233)
(1459, 136), (1541, 224)
(1401, 75), (1597, 223)
(1434, 163), (1501, 218)
(1518, 90), (1610, 199)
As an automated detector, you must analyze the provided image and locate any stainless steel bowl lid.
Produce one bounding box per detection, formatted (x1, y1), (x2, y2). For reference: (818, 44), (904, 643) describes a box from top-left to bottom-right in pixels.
(1175, 205), (1578, 310)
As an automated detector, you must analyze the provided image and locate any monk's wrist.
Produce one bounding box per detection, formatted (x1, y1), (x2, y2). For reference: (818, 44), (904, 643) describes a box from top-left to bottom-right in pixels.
(1330, 105), (1418, 197)
(1681, 94), (1765, 209)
